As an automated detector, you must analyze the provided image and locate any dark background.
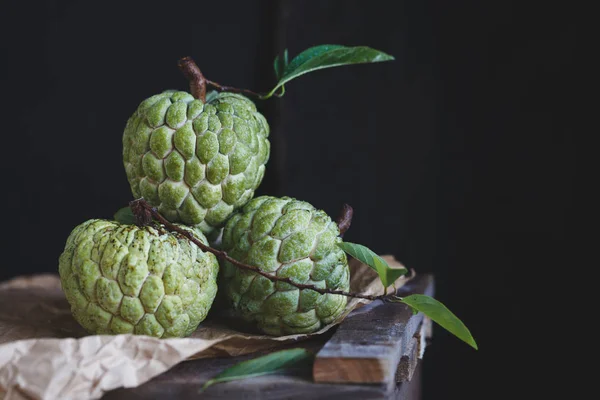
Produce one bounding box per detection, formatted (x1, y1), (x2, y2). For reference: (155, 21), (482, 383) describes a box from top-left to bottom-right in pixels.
(1, 1), (578, 399)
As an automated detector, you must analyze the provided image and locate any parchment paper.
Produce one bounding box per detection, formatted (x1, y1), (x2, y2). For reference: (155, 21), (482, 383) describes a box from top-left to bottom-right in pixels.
(0, 256), (408, 400)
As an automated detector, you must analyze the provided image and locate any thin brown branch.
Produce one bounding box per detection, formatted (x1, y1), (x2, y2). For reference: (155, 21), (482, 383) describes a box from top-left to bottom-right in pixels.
(178, 56), (207, 102)
(206, 80), (264, 99)
(129, 198), (394, 301)
(177, 58), (271, 99)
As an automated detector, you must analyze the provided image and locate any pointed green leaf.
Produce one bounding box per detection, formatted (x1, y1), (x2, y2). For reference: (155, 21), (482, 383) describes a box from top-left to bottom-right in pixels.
(282, 44), (345, 75)
(273, 48), (289, 80)
(114, 206), (135, 225)
(273, 56), (283, 80)
(401, 294), (478, 350)
(375, 256), (408, 290)
(200, 348), (314, 392)
(337, 242), (408, 288)
(262, 45), (394, 99)
(337, 241), (383, 276)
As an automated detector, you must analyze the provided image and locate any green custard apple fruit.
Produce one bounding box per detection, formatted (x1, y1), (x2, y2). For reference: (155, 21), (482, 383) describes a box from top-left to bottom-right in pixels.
(219, 196), (350, 335)
(122, 90), (270, 236)
(58, 219), (219, 338)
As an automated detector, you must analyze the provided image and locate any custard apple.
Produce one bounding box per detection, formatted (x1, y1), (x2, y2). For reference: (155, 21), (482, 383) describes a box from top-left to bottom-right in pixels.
(219, 196), (350, 335)
(122, 90), (270, 236)
(58, 219), (219, 338)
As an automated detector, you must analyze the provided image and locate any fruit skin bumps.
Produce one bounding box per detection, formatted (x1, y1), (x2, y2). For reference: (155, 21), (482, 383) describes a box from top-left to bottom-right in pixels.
(122, 90), (270, 236)
(58, 219), (219, 338)
(219, 196), (350, 335)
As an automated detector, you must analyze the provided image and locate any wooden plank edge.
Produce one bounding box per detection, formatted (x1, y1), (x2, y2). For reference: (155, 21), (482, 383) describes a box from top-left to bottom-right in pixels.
(313, 274), (434, 387)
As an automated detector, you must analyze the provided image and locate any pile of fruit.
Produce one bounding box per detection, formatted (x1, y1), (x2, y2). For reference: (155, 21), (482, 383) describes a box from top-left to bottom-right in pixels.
(58, 45), (394, 338)
(57, 45), (476, 351)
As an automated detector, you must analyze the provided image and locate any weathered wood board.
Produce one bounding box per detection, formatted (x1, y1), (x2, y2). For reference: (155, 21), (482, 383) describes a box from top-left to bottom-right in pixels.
(313, 274), (434, 389)
(103, 274), (434, 400)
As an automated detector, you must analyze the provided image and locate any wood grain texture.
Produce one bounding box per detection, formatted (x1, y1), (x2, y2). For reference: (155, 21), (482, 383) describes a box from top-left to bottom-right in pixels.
(103, 274), (433, 400)
(396, 331), (420, 382)
(103, 357), (424, 400)
(313, 274), (434, 389)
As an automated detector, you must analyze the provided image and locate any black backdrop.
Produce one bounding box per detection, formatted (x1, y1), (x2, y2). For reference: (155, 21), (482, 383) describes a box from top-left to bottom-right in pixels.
(1, 1), (578, 399)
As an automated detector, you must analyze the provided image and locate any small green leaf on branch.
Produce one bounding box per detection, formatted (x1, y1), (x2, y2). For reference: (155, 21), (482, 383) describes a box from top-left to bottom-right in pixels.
(337, 242), (408, 291)
(200, 348), (314, 392)
(114, 206), (136, 225)
(262, 45), (394, 99)
(400, 294), (478, 350)
(273, 48), (289, 80)
(205, 90), (220, 103)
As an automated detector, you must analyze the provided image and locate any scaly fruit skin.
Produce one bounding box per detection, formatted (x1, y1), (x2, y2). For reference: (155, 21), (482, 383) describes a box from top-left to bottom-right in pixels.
(220, 196), (350, 335)
(123, 90), (270, 236)
(58, 219), (219, 338)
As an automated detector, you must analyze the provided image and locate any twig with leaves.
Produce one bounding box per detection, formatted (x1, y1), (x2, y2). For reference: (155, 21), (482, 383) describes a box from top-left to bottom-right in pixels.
(119, 44), (478, 351)
(177, 45), (395, 102)
(123, 197), (477, 351)
(130, 198), (394, 302)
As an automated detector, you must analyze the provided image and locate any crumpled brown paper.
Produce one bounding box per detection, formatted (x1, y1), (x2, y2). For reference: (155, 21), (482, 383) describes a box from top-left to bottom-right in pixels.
(0, 257), (408, 400)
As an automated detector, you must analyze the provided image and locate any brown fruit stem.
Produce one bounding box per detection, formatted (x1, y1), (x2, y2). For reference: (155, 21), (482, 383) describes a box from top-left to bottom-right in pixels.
(178, 56), (264, 100)
(178, 56), (207, 102)
(336, 204), (353, 237)
(129, 198), (411, 301)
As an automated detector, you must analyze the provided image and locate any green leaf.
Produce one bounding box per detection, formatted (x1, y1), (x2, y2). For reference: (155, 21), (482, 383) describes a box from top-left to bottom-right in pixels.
(200, 348), (314, 392)
(273, 55), (282, 80)
(337, 242), (408, 290)
(273, 48), (289, 80)
(114, 206), (135, 225)
(262, 45), (394, 99)
(375, 256), (408, 291)
(205, 90), (220, 103)
(400, 294), (478, 350)
(282, 44), (345, 75)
